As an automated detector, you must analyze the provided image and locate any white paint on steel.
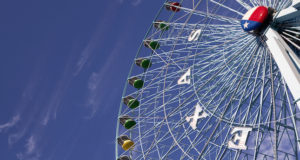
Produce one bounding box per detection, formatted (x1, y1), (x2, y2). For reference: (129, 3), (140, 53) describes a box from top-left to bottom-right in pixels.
(188, 29), (202, 41)
(177, 68), (191, 84)
(185, 103), (208, 130)
(265, 28), (300, 109)
(276, 1), (300, 22)
(228, 127), (252, 150)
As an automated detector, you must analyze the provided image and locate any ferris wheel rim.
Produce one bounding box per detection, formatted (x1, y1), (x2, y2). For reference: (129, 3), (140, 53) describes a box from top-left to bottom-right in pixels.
(116, 0), (300, 159)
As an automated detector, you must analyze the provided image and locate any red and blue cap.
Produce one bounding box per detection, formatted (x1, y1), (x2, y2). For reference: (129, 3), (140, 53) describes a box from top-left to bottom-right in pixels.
(241, 6), (268, 32)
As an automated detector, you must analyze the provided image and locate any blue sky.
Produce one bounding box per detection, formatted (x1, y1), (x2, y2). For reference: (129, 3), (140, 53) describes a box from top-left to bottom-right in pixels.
(0, 0), (163, 159)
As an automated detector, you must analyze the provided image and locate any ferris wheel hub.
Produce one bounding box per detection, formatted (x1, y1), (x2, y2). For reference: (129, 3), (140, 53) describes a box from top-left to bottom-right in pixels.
(241, 6), (269, 32)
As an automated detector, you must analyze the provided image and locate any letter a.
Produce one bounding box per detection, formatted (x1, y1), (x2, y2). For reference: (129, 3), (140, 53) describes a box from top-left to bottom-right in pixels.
(228, 127), (252, 150)
(186, 103), (208, 130)
(178, 68), (191, 85)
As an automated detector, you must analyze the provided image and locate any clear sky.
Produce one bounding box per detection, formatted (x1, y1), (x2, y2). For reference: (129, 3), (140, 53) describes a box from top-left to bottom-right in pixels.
(0, 0), (163, 159)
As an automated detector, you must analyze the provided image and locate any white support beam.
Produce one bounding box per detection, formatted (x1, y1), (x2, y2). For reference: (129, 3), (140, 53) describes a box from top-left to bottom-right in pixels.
(292, 0), (300, 10)
(275, 0), (300, 22)
(265, 28), (300, 109)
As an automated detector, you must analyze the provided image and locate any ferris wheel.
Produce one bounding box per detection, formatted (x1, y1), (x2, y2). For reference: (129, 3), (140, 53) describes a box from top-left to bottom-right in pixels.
(115, 0), (300, 159)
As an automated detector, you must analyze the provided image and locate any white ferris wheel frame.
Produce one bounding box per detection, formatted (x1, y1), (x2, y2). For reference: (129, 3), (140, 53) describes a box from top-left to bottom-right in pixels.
(265, 0), (300, 108)
(116, 0), (300, 159)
